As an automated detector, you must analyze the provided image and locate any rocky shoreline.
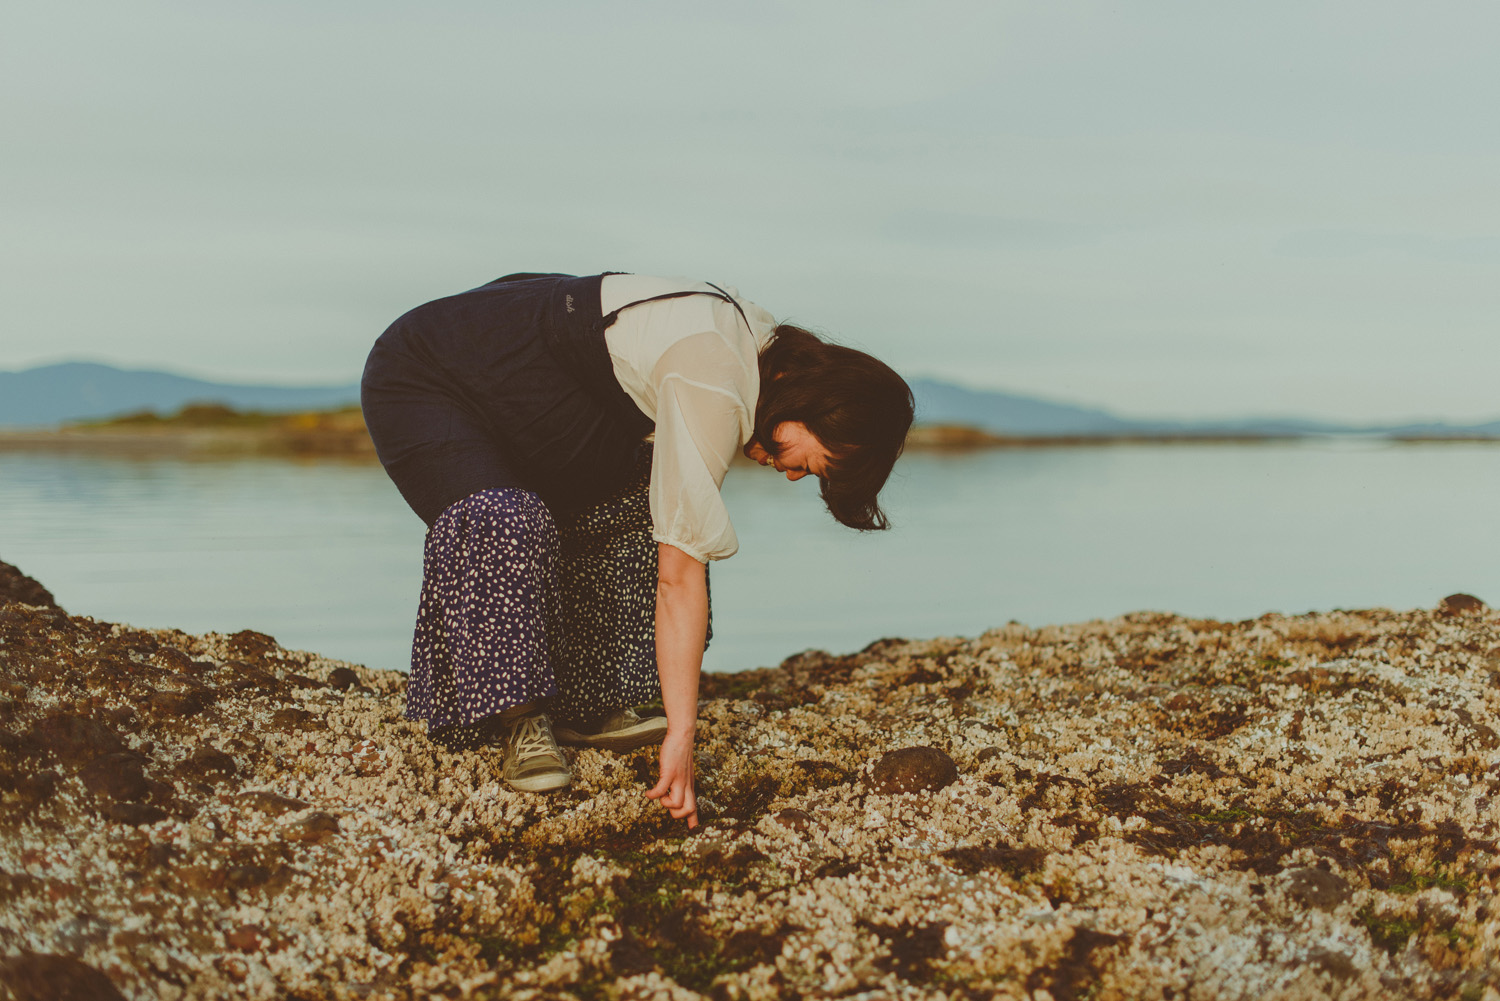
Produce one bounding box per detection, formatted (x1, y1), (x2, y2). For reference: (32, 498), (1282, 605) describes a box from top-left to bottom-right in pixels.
(1, 558), (1497, 1000)
(0, 408), (1309, 460)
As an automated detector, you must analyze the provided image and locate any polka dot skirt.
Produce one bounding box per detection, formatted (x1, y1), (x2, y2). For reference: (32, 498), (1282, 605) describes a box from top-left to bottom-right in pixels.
(405, 446), (712, 750)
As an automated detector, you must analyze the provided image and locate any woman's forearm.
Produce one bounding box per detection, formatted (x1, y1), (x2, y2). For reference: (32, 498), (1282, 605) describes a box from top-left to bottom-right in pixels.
(655, 543), (708, 734)
(649, 543), (707, 827)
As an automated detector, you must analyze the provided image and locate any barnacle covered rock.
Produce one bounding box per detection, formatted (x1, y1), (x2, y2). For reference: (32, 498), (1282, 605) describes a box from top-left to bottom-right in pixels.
(1, 573), (1497, 1000)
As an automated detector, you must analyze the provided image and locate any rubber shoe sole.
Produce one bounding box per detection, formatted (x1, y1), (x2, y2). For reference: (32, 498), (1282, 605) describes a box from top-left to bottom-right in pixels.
(554, 711), (668, 752)
(504, 768), (571, 793)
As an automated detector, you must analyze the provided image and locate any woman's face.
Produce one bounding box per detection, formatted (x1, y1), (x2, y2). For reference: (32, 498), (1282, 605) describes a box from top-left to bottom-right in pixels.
(743, 422), (832, 482)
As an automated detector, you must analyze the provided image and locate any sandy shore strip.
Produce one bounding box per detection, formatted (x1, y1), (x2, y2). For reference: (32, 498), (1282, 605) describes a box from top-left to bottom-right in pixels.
(1, 559), (1497, 1000)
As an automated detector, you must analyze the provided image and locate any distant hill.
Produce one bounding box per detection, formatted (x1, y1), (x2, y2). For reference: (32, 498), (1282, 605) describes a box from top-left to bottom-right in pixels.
(908, 377), (1499, 439)
(0, 362), (361, 428)
(908, 377), (1357, 437)
(908, 378), (1138, 435)
(2, 362), (1496, 439)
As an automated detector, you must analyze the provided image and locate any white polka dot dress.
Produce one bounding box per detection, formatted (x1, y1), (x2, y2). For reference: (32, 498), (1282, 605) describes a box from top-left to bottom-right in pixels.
(405, 446), (712, 750)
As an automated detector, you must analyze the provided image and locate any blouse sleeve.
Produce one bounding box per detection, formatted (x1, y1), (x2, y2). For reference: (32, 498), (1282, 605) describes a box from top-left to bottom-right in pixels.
(647, 331), (756, 563)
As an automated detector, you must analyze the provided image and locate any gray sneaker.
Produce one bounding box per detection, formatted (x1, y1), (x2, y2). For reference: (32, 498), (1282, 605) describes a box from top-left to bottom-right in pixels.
(553, 708), (669, 752)
(501, 712), (571, 792)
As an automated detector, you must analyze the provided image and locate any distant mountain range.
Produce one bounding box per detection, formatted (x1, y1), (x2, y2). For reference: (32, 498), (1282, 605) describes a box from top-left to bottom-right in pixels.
(2, 362), (1496, 439)
(0, 363), (361, 428)
(908, 377), (1500, 439)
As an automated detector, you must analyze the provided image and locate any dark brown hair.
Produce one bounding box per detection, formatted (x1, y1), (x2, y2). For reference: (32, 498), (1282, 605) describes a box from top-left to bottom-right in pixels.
(754, 324), (914, 531)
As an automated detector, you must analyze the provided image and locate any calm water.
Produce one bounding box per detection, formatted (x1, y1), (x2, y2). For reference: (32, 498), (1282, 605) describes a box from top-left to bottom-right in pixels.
(2, 442), (1496, 673)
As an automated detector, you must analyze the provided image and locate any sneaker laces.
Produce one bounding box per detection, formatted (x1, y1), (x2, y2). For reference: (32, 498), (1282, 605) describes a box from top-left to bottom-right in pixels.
(511, 715), (559, 762)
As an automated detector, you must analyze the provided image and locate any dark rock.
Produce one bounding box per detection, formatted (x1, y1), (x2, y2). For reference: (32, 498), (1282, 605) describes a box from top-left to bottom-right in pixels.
(99, 706), (137, 730)
(0, 725), (25, 753)
(67, 659), (131, 694)
(0, 870), (43, 904)
(1025, 927), (1125, 1000)
(145, 843), (184, 869)
(1307, 946), (1357, 980)
(284, 811), (341, 843)
(0, 560), (62, 612)
(235, 791), (311, 815)
(227, 660), (283, 694)
(147, 689), (213, 719)
(941, 843), (1046, 877)
(29, 713), (127, 764)
(869, 746), (959, 795)
(0, 951), (127, 1001)
(79, 752), (150, 802)
(789, 759), (849, 794)
(270, 708), (325, 731)
(179, 746), (238, 782)
(1469, 723), (1500, 751)
(225, 923), (265, 951)
(9, 605), (74, 636)
(1439, 593), (1487, 615)
(230, 862), (296, 896)
(327, 667), (360, 690)
(863, 920), (950, 980)
(1283, 867), (1352, 910)
(177, 864), (226, 894)
(144, 778), (178, 807)
(813, 858), (860, 879)
(771, 808), (816, 834)
(718, 925), (792, 969)
(101, 802), (168, 826)
(752, 686), (814, 712)
(225, 864), (273, 890)
(227, 629), (277, 658)
(152, 647), (199, 673)
(14, 770), (60, 806)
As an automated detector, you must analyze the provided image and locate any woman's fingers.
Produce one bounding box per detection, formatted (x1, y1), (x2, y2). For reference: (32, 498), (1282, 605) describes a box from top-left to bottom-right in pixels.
(646, 774), (684, 806)
(677, 789), (699, 828)
(647, 734), (698, 827)
(649, 779), (697, 827)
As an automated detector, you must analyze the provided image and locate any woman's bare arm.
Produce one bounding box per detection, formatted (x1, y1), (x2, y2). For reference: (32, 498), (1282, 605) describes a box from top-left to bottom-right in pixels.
(645, 542), (707, 828)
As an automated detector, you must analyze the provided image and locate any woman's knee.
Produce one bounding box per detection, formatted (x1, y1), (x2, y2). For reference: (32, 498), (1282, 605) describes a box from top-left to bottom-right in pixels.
(456, 488), (558, 555)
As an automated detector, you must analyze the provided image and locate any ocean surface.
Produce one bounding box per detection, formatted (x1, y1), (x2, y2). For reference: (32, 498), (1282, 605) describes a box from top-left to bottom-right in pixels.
(2, 441), (1496, 674)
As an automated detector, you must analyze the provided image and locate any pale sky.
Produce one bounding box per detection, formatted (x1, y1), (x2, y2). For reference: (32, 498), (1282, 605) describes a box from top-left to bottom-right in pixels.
(5, 1), (1498, 423)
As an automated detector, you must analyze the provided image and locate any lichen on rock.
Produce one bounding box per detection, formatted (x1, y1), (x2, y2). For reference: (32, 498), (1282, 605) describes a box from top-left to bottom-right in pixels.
(1, 577), (1498, 1000)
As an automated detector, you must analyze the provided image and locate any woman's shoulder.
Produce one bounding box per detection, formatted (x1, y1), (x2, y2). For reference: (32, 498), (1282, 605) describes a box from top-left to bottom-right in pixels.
(601, 274), (720, 309)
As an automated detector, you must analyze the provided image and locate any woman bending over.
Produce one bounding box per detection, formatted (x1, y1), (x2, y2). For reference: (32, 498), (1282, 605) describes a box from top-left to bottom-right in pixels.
(361, 272), (913, 828)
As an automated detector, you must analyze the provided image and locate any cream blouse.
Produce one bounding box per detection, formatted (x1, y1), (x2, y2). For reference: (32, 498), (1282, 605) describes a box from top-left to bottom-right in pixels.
(600, 274), (777, 563)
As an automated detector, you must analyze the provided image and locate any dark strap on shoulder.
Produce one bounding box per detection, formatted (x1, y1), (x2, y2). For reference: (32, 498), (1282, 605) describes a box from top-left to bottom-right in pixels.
(598, 281), (754, 335)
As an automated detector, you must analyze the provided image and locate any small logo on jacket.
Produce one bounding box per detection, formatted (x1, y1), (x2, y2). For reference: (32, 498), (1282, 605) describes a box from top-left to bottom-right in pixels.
(565, 294), (575, 313)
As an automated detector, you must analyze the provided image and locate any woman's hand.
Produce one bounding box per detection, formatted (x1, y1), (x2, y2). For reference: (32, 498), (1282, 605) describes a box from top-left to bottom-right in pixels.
(652, 543), (707, 830)
(646, 730), (698, 828)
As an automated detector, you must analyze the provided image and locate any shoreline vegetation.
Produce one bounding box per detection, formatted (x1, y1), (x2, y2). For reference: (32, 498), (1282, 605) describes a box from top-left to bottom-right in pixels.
(0, 403), (1495, 460)
(1, 556), (1497, 999)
